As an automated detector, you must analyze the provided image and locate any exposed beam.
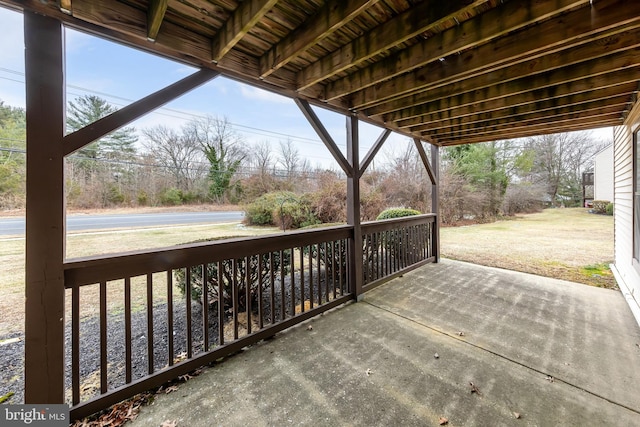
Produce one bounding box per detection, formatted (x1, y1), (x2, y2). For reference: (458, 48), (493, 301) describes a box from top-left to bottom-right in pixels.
(435, 118), (622, 145)
(409, 94), (632, 133)
(294, 99), (353, 177)
(424, 107), (625, 140)
(354, 5), (640, 111)
(379, 61), (640, 125)
(324, 0), (589, 101)
(296, 0), (483, 90)
(259, 0), (378, 78)
(211, 0), (279, 63)
(147, 0), (168, 41)
(400, 85), (637, 130)
(413, 139), (436, 186)
(64, 69), (219, 156)
(359, 128), (391, 176)
(8, 0), (299, 92)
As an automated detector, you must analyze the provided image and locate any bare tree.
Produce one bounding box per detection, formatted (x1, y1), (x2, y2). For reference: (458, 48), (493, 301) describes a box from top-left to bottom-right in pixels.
(278, 139), (300, 177)
(524, 131), (603, 206)
(183, 115), (246, 203)
(251, 140), (274, 177)
(142, 125), (205, 192)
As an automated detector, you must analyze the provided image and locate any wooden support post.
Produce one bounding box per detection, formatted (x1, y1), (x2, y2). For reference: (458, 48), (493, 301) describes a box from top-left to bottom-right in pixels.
(346, 114), (363, 299)
(24, 11), (66, 403)
(431, 144), (440, 263)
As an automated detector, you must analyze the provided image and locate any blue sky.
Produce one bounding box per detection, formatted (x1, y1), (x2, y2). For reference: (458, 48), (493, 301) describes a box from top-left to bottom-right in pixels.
(0, 6), (613, 168)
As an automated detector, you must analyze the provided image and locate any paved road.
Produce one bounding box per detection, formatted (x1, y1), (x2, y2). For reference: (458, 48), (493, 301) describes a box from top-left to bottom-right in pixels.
(0, 211), (245, 236)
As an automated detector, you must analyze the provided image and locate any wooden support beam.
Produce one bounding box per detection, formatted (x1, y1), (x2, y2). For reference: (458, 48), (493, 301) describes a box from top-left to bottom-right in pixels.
(379, 63), (640, 126)
(354, 9), (640, 111)
(413, 139), (436, 186)
(63, 69), (219, 156)
(436, 118), (622, 145)
(410, 96), (631, 133)
(346, 114), (363, 299)
(147, 0), (168, 41)
(8, 0), (298, 92)
(325, 0), (588, 101)
(24, 11), (66, 404)
(259, 0), (378, 78)
(425, 109), (624, 140)
(403, 87), (636, 131)
(295, 0), (483, 90)
(430, 145), (440, 263)
(211, 0), (279, 63)
(294, 98), (353, 177)
(359, 128), (391, 176)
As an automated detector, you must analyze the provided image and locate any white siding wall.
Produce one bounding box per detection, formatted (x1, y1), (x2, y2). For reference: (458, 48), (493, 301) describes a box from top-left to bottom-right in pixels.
(594, 145), (614, 202)
(613, 101), (640, 325)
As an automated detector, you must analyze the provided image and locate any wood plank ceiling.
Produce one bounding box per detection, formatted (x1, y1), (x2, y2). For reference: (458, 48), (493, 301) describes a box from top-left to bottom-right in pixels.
(3, 0), (639, 146)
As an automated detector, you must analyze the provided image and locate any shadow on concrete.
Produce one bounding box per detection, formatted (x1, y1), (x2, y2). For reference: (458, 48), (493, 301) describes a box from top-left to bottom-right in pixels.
(130, 259), (640, 426)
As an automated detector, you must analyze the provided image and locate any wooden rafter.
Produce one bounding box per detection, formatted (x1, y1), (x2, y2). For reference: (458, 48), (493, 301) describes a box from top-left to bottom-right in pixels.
(437, 119), (622, 146)
(212, 0), (279, 63)
(5, 0), (639, 146)
(147, 0), (167, 41)
(409, 94), (633, 133)
(379, 59), (640, 126)
(324, 0), (588, 101)
(295, 0), (485, 91)
(425, 107), (625, 140)
(357, 5), (640, 112)
(259, 0), (379, 78)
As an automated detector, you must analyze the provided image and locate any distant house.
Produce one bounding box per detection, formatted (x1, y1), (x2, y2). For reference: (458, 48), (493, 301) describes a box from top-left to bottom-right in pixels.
(594, 144), (613, 202)
(613, 106), (640, 325)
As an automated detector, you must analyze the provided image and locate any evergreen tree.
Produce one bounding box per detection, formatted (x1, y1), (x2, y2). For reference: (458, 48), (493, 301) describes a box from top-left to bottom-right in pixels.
(67, 95), (138, 165)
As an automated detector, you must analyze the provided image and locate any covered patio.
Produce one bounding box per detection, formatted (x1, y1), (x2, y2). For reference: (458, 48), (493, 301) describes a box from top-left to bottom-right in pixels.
(2, 0), (640, 423)
(130, 259), (640, 426)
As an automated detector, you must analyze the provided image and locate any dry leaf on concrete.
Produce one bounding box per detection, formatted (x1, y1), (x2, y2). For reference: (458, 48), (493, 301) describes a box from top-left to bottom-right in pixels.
(161, 420), (177, 427)
(438, 416), (449, 425)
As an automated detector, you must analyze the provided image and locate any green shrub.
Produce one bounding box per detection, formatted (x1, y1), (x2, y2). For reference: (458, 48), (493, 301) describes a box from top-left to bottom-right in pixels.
(376, 208), (421, 220)
(105, 184), (125, 205)
(592, 200), (610, 214)
(174, 237), (292, 312)
(244, 191), (318, 229)
(160, 188), (183, 206)
(137, 191), (148, 206)
(606, 202), (614, 216)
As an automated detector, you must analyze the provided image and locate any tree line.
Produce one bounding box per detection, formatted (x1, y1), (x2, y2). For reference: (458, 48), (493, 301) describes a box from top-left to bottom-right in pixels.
(0, 96), (607, 223)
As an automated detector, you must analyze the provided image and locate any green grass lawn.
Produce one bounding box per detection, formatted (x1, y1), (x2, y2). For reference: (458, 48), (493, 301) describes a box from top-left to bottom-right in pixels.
(441, 208), (614, 288)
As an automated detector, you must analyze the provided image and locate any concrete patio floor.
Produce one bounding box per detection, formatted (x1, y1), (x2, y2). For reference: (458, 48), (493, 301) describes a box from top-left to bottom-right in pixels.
(130, 259), (640, 426)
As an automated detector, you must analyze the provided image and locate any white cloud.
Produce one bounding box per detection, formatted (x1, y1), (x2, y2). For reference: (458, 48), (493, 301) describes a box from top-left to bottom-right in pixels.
(239, 84), (290, 104)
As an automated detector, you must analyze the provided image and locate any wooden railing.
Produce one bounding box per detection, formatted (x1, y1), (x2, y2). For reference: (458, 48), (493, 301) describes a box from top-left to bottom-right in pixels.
(362, 214), (436, 290)
(63, 215), (436, 420)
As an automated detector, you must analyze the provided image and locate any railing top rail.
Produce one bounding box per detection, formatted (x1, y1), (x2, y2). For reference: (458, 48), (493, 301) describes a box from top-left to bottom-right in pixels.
(64, 225), (353, 287)
(361, 213), (435, 233)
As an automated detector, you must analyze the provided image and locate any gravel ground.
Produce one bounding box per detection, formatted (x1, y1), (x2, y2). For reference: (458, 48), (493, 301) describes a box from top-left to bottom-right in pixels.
(0, 273), (340, 405)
